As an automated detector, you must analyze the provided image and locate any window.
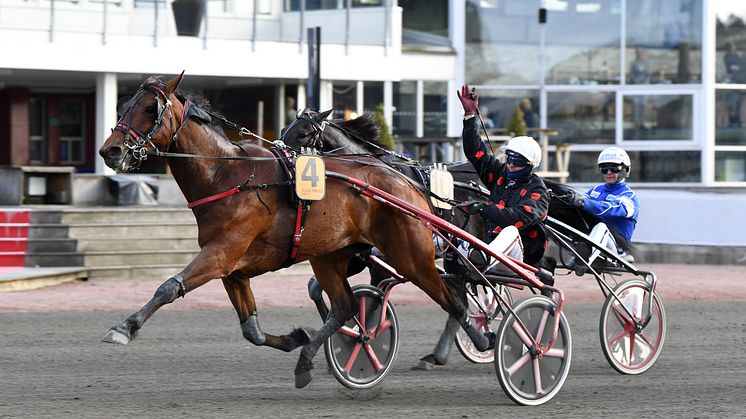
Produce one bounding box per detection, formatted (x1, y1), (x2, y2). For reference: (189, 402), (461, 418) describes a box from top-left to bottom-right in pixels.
(545, 0), (622, 85)
(568, 150), (700, 182)
(29, 98), (46, 164)
(622, 94), (693, 141)
(626, 0), (702, 84)
(363, 81), (383, 115)
(716, 89), (746, 145)
(473, 89), (539, 134)
(716, 151), (746, 182)
(547, 91), (616, 144)
(393, 81), (416, 136)
(423, 81), (447, 136)
(58, 100), (85, 164)
(332, 82), (357, 119)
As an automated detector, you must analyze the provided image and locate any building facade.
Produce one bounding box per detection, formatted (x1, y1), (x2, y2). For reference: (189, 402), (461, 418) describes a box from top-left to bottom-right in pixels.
(0, 0), (744, 187)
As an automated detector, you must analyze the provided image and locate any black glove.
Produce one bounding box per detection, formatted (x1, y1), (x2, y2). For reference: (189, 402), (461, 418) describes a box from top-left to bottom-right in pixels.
(466, 202), (484, 215)
(572, 192), (585, 208)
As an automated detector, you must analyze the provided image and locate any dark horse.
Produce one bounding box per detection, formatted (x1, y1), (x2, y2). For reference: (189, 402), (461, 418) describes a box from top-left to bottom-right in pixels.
(280, 109), (630, 366)
(98, 73), (494, 388)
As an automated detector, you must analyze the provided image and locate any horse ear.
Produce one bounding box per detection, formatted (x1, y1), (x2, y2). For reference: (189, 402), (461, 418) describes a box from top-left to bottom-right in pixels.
(164, 71), (185, 95)
(316, 109), (333, 122)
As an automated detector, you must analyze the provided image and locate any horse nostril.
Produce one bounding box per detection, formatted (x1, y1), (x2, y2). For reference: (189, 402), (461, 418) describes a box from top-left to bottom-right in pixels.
(100, 146), (122, 160)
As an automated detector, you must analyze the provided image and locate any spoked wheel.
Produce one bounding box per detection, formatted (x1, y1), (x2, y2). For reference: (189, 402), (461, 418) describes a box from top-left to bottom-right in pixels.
(599, 279), (666, 375)
(494, 295), (572, 406)
(323, 284), (399, 389)
(455, 283), (513, 364)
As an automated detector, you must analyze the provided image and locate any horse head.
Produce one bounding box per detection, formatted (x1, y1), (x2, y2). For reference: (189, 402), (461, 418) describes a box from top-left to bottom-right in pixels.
(281, 108), (381, 155)
(100, 73), (186, 172)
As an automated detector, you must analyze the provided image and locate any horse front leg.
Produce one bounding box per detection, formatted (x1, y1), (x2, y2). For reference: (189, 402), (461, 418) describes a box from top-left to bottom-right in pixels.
(101, 248), (230, 345)
(295, 255), (357, 389)
(222, 272), (313, 352)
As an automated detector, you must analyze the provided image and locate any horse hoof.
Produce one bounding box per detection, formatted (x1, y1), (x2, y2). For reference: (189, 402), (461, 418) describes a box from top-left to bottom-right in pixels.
(101, 328), (130, 345)
(295, 370), (313, 389)
(294, 327), (316, 346)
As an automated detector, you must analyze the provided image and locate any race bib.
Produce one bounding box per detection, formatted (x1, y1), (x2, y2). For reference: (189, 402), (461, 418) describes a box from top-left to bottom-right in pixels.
(295, 155), (326, 201)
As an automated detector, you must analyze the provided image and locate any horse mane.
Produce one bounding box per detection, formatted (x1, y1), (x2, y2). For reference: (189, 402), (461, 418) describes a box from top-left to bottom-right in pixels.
(330, 113), (383, 152)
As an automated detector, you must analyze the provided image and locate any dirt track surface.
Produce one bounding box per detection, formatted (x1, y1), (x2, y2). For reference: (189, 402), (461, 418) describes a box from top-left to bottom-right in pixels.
(1, 263), (745, 313)
(1, 263), (746, 418)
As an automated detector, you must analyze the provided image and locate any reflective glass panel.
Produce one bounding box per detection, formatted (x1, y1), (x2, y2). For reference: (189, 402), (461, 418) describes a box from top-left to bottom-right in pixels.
(401, 0), (449, 40)
(465, 0), (541, 85)
(716, 151), (746, 181)
(626, 0), (702, 84)
(423, 81), (447, 136)
(471, 89), (539, 136)
(393, 81), (417, 136)
(622, 94), (692, 141)
(715, 2), (746, 83)
(547, 91), (616, 144)
(567, 150), (700, 182)
(544, 0), (622, 85)
(363, 82), (384, 115)
(715, 89), (746, 145)
(332, 82), (357, 120)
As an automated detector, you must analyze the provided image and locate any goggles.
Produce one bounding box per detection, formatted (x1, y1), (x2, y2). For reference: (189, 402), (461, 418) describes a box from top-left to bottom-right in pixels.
(599, 164), (623, 174)
(506, 151), (529, 167)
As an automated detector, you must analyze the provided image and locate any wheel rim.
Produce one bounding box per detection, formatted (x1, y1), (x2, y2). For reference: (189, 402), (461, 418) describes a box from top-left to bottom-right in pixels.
(495, 296), (572, 406)
(601, 281), (665, 374)
(455, 285), (511, 363)
(325, 286), (398, 388)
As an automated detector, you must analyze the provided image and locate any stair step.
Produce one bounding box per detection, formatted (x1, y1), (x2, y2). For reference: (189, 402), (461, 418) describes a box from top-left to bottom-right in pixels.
(0, 210), (30, 224)
(0, 238), (28, 252)
(84, 250), (198, 267)
(58, 208), (195, 224)
(0, 252), (25, 267)
(87, 264), (184, 279)
(25, 238), (78, 253)
(75, 236), (198, 252)
(0, 223), (31, 238)
(66, 223), (198, 239)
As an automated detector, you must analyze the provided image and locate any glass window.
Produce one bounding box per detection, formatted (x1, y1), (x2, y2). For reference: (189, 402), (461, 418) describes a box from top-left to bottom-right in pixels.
(285, 0), (339, 11)
(423, 81), (447, 137)
(353, 0), (383, 7)
(401, 0), (449, 40)
(716, 89), (746, 144)
(332, 82), (357, 119)
(716, 151), (746, 182)
(622, 94), (692, 141)
(465, 0), (541, 85)
(626, 0), (702, 84)
(568, 150), (700, 182)
(393, 81), (417, 136)
(470, 89), (539, 135)
(715, 3), (746, 83)
(29, 98), (45, 164)
(547, 91), (616, 144)
(363, 82), (383, 115)
(59, 100), (85, 164)
(544, 0), (622, 85)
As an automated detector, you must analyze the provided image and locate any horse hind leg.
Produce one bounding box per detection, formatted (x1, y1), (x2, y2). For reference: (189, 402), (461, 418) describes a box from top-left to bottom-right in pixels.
(295, 254), (357, 389)
(222, 272), (314, 352)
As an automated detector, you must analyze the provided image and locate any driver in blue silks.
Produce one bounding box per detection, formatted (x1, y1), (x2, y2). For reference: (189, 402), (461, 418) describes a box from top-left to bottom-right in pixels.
(570, 146), (640, 274)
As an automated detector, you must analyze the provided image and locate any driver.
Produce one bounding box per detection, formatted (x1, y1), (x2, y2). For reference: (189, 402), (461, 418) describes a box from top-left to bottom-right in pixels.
(570, 146), (640, 274)
(414, 85), (551, 370)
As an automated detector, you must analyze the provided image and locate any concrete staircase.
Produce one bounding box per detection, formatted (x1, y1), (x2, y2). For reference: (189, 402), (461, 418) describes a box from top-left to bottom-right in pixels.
(1, 207), (199, 280)
(64, 207), (199, 279)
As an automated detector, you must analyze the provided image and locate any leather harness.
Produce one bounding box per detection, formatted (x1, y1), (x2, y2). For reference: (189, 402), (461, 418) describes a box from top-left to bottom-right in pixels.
(187, 146), (310, 268)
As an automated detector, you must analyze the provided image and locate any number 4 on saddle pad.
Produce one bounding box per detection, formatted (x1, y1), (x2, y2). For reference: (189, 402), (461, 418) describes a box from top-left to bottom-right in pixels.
(295, 155), (326, 201)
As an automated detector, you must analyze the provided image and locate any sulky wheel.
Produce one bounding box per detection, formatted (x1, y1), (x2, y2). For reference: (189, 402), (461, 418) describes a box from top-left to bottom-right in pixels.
(494, 295), (572, 406)
(323, 284), (399, 389)
(455, 283), (513, 364)
(599, 279), (666, 375)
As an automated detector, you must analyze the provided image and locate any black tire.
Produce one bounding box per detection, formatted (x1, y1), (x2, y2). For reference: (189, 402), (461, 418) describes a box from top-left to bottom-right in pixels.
(455, 284), (513, 364)
(494, 295), (572, 406)
(599, 279), (666, 375)
(323, 284), (399, 389)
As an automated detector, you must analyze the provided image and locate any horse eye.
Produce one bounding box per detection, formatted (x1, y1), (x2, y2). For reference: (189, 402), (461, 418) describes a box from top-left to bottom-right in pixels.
(145, 105), (157, 114)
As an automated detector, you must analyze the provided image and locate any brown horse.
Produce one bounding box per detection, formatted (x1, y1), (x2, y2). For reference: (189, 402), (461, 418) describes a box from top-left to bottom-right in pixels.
(98, 73), (492, 388)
